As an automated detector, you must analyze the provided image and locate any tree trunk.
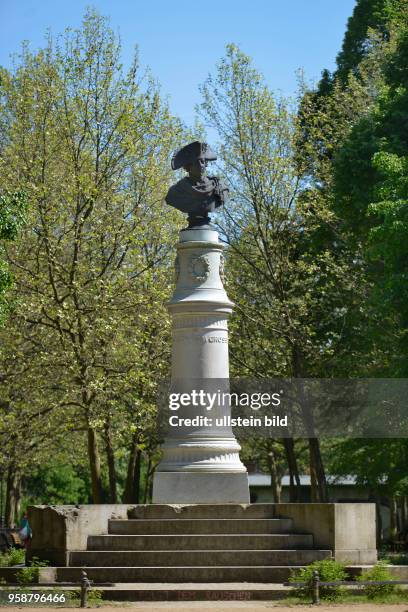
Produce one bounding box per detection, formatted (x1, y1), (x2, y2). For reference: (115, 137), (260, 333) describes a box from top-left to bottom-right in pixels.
(104, 417), (117, 503)
(293, 344), (328, 503)
(123, 433), (141, 503)
(133, 449), (141, 504)
(87, 426), (104, 503)
(389, 497), (398, 544)
(401, 496), (408, 537)
(144, 457), (159, 504)
(15, 479), (21, 521)
(283, 438), (302, 501)
(309, 449), (318, 502)
(309, 438), (328, 502)
(369, 489), (383, 547)
(267, 447), (282, 503)
(376, 499), (383, 547)
(5, 467), (20, 527)
(148, 471), (154, 502)
(143, 457), (152, 503)
(0, 473), (4, 526)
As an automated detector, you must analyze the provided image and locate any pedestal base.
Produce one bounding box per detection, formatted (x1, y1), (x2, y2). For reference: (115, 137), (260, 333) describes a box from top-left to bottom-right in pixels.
(152, 472), (250, 504)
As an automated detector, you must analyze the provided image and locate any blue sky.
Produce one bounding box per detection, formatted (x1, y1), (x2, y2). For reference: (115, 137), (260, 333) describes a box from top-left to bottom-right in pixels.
(0, 0), (356, 127)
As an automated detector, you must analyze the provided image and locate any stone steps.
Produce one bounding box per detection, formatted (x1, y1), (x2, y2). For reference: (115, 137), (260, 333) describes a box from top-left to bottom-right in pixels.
(88, 533), (314, 551)
(108, 518), (294, 535)
(68, 549), (331, 567)
(46, 504), (333, 585)
(127, 504), (279, 519)
(55, 565), (311, 583)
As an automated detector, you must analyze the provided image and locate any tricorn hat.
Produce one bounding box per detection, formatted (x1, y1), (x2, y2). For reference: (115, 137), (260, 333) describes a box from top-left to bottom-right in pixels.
(171, 141), (217, 170)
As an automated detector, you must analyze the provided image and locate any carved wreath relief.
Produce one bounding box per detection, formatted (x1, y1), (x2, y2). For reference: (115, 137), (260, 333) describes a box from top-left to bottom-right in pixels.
(188, 255), (210, 282)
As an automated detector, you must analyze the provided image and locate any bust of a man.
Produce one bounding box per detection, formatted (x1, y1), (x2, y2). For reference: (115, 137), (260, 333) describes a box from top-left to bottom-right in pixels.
(165, 141), (229, 228)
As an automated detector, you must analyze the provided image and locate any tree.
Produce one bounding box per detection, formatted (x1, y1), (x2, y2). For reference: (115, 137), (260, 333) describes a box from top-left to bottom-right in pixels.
(332, 17), (408, 375)
(0, 9), (183, 505)
(335, 0), (406, 82)
(296, 1), (408, 538)
(0, 191), (27, 523)
(198, 44), (365, 501)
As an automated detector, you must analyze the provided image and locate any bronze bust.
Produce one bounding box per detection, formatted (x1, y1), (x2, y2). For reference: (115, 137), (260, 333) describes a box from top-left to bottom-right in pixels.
(165, 141), (229, 228)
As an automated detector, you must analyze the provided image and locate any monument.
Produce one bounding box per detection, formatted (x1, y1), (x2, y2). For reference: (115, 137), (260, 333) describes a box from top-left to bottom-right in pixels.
(25, 142), (377, 585)
(152, 141), (250, 503)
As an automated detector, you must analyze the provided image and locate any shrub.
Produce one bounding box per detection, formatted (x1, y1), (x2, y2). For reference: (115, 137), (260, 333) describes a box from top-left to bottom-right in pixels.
(289, 558), (347, 601)
(70, 588), (102, 603)
(357, 561), (397, 599)
(88, 589), (103, 603)
(16, 558), (49, 585)
(0, 548), (25, 567)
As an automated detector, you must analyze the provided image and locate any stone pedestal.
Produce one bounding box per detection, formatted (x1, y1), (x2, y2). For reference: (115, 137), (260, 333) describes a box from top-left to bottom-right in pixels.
(152, 227), (249, 503)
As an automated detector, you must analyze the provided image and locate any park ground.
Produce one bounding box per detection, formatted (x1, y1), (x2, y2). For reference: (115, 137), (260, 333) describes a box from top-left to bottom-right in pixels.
(1, 603), (408, 611)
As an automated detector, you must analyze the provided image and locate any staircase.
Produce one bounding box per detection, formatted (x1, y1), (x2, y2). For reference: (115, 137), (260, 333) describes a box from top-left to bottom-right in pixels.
(54, 504), (332, 584)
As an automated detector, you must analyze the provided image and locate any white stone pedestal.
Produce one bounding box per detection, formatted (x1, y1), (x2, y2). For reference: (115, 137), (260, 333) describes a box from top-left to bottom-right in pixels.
(152, 227), (249, 503)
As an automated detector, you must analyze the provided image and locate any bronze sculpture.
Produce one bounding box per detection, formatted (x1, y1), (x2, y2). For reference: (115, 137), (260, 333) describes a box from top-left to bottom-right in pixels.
(165, 141), (229, 228)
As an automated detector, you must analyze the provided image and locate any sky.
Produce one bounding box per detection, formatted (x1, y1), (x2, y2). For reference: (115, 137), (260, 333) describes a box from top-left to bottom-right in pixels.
(0, 0), (356, 127)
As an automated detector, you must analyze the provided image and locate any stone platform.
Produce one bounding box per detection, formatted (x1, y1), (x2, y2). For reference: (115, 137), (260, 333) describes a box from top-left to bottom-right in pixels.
(26, 502), (377, 586)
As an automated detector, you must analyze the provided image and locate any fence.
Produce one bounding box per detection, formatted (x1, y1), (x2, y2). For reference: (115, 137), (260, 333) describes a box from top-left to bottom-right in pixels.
(285, 569), (408, 605)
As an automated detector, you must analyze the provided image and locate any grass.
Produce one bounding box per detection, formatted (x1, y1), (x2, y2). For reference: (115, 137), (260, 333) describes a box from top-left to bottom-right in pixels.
(280, 590), (408, 605)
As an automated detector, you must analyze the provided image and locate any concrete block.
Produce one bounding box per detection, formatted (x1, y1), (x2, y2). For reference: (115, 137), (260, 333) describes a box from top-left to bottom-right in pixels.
(272, 503), (377, 564)
(27, 504), (134, 566)
(152, 472), (250, 503)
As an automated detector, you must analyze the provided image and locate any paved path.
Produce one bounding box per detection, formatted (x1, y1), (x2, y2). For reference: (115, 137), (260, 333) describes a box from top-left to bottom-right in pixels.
(1, 603), (408, 611)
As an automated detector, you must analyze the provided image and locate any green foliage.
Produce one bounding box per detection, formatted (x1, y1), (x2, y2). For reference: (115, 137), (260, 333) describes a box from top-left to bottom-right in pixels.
(87, 589), (103, 603)
(335, 0), (406, 81)
(0, 8), (184, 507)
(0, 192), (27, 241)
(297, 2), (408, 527)
(0, 191), (27, 323)
(16, 557), (49, 585)
(289, 559), (347, 601)
(0, 547), (25, 567)
(199, 44), (359, 380)
(68, 588), (102, 603)
(22, 462), (90, 506)
(328, 439), (408, 498)
(332, 21), (408, 375)
(357, 561), (397, 598)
